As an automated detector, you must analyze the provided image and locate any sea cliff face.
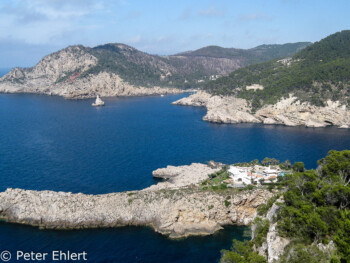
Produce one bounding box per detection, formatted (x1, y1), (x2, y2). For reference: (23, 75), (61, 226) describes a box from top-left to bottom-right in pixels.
(0, 46), (181, 99)
(0, 163), (273, 238)
(252, 199), (290, 263)
(172, 91), (350, 128)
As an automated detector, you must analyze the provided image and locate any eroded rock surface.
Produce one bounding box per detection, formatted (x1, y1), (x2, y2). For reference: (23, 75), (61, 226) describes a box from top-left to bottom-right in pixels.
(150, 163), (220, 190)
(0, 46), (181, 99)
(253, 198), (290, 263)
(173, 92), (350, 128)
(0, 163), (273, 238)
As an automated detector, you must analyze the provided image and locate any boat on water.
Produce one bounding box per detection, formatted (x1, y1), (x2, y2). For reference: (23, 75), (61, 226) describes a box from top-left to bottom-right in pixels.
(92, 95), (105, 107)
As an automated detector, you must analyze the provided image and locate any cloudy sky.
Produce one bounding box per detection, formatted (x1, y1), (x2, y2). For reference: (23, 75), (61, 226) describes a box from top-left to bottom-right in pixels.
(1, 0), (350, 68)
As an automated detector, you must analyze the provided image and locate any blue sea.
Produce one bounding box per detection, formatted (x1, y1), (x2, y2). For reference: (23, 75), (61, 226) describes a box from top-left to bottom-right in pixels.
(1, 88), (350, 262)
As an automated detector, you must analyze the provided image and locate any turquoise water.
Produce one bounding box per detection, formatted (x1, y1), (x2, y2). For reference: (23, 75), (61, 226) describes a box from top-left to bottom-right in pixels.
(1, 91), (350, 262)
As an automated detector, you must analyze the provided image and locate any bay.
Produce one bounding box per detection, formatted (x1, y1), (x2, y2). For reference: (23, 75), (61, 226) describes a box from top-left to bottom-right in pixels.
(1, 91), (350, 262)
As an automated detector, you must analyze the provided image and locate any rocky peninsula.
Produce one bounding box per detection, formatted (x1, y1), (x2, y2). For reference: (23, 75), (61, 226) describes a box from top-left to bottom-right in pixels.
(172, 91), (350, 128)
(0, 163), (273, 238)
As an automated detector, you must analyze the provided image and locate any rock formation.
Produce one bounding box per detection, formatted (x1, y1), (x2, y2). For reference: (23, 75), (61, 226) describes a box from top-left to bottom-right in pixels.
(0, 163), (273, 238)
(92, 95), (104, 106)
(173, 91), (350, 128)
(150, 163), (220, 190)
(250, 198), (290, 263)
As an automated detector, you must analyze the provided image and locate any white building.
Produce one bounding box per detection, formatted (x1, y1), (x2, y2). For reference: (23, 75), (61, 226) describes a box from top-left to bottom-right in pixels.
(228, 166), (251, 185)
(264, 166), (279, 175)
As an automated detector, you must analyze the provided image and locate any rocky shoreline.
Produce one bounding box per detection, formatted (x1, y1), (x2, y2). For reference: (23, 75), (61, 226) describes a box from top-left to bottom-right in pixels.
(0, 70), (182, 99)
(0, 163), (273, 238)
(0, 45), (183, 99)
(172, 91), (350, 128)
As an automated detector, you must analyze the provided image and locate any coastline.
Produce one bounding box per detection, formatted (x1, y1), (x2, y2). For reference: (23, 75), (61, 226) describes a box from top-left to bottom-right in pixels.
(0, 163), (273, 239)
(172, 91), (350, 129)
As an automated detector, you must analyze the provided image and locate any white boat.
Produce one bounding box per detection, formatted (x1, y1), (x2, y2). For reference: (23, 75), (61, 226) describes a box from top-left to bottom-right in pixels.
(92, 95), (105, 106)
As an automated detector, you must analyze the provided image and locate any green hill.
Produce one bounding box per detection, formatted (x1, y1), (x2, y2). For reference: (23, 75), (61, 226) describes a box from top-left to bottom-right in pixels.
(177, 42), (310, 64)
(204, 30), (350, 110)
(84, 42), (310, 88)
(1, 41), (310, 93)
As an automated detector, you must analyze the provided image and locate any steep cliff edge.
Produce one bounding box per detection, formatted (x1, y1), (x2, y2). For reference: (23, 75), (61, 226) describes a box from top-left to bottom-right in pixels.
(172, 91), (350, 128)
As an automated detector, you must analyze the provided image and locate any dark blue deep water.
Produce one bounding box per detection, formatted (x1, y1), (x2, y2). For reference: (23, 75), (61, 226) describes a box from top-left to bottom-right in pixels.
(1, 91), (350, 262)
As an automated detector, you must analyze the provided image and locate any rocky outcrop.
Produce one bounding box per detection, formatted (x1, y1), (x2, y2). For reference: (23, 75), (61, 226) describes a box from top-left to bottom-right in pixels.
(92, 95), (104, 106)
(0, 45), (182, 99)
(0, 163), (273, 238)
(173, 92), (350, 128)
(150, 163), (220, 190)
(172, 91), (260, 124)
(0, 70), (182, 99)
(252, 198), (290, 263)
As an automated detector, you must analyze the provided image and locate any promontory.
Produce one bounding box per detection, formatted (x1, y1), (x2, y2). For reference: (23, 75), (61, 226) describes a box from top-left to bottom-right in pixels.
(174, 31), (350, 128)
(0, 163), (273, 238)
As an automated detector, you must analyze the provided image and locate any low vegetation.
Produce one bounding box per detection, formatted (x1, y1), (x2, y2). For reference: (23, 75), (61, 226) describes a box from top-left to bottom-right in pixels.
(200, 166), (230, 191)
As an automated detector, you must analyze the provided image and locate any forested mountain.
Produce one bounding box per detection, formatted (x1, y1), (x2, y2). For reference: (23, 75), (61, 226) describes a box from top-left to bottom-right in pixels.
(205, 30), (350, 110)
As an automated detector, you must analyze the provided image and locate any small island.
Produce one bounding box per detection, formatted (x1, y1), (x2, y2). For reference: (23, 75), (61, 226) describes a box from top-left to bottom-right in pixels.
(92, 95), (105, 106)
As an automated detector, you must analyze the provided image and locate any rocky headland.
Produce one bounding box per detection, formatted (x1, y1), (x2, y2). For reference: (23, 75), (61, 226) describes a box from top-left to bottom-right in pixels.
(172, 91), (350, 128)
(0, 46), (181, 99)
(0, 163), (273, 238)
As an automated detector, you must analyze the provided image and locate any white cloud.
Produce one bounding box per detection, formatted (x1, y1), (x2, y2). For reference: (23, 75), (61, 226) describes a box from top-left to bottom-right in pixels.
(198, 6), (224, 17)
(238, 13), (273, 22)
(0, 0), (109, 44)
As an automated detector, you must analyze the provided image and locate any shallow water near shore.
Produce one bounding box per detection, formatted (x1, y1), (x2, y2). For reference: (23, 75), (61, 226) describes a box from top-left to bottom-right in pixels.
(1, 91), (350, 262)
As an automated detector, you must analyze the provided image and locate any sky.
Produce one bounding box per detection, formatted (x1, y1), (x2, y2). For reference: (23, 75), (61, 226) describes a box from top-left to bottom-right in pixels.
(0, 0), (350, 68)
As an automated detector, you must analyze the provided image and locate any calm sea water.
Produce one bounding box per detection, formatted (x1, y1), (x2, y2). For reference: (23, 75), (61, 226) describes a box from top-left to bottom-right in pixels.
(1, 89), (350, 262)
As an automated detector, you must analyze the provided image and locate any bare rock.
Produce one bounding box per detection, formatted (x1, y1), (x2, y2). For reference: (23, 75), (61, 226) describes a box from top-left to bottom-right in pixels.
(150, 163), (220, 190)
(0, 163), (273, 239)
(0, 46), (182, 98)
(267, 223), (290, 263)
(173, 92), (350, 128)
(0, 187), (272, 238)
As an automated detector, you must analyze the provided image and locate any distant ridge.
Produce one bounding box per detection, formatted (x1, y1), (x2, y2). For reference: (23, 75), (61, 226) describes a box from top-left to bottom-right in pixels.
(0, 41), (310, 98)
(205, 30), (350, 109)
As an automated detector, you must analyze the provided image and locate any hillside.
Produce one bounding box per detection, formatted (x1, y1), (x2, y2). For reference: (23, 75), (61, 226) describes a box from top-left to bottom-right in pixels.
(204, 30), (350, 110)
(0, 42), (309, 98)
(221, 150), (350, 263)
(175, 42), (309, 64)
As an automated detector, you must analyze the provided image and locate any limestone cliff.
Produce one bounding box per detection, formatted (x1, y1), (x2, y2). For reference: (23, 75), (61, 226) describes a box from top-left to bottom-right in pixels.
(0, 163), (273, 238)
(252, 199), (290, 263)
(173, 91), (350, 128)
(0, 46), (181, 99)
